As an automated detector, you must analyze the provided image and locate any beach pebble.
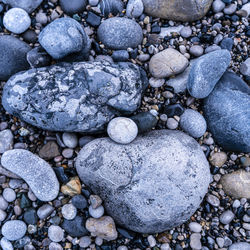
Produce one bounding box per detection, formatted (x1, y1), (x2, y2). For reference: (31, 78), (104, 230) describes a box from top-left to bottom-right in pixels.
(189, 222), (202, 233)
(0, 196), (8, 210)
(79, 236), (91, 248)
(209, 152), (227, 167)
(37, 204), (54, 220)
(0, 129), (13, 154)
(220, 210), (235, 224)
(48, 225), (64, 243)
(240, 58), (250, 76)
(89, 205), (104, 219)
(61, 204), (77, 220)
(2, 0), (42, 13)
(3, 188), (16, 202)
(189, 45), (204, 57)
(2, 220), (27, 241)
(59, 0), (87, 15)
(0, 237), (13, 250)
(126, 0), (144, 18)
(180, 26), (192, 38)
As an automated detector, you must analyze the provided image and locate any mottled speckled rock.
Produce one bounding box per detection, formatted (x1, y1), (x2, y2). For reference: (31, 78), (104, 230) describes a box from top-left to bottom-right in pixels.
(2, 61), (148, 133)
(142, 0), (213, 21)
(2, 220), (27, 241)
(203, 71), (250, 152)
(76, 130), (210, 233)
(97, 17), (143, 49)
(1, 149), (59, 201)
(2, 0), (43, 13)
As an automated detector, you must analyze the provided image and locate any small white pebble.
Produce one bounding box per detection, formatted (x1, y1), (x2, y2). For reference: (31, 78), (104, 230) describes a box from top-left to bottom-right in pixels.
(61, 204), (77, 220)
(3, 188), (16, 202)
(79, 236), (91, 248)
(147, 235), (156, 247)
(95, 236), (103, 246)
(89, 205), (104, 219)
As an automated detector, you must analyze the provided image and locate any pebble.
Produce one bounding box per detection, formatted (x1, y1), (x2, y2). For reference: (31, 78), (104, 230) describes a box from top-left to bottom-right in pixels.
(2, 0), (42, 13)
(71, 195), (88, 210)
(206, 194), (220, 207)
(189, 222), (202, 233)
(78, 136), (95, 147)
(166, 118), (178, 130)
(209, 152), (227, 167)
(224, 3), (237, 15)
(49, 242), (63, 250)
(0, 196), (8, 210)
(220, 210), (235, 224)
(232, 199), (241, 208)
(2, 220), (27, 241)
(79, 236), (91, 248)
(62, 216), (88, 237)
(107, 117), (138, 144)
(112, 50), (129, 62)
(26, 46), (51, 68)
(39, 141), (60, 160)
(61, 204), (77, 220)
(240, 58), (250, 76)
(189, 45), (204, 57)
(149, 77), (165, 88)
(85, 216), (118, 241)
(220, 37), (234, 51)
(3, 188), (16, 202)
(216, 237), (224, 248)
(9, 179), (24, 189)
(180, 26), (192, 38)
(0, 237), (13, 250)
(213, 0), (225, 13)
(89, 195), (102, 209)
(37, 204), (54, 220)
(229, 242), (250, 250)
(89, 205), (104, 219)
(24, 209), (38, 225)
(149, 48), (189, 78)
(126, 0), (144, 18)
(0, 129), (13, 154)
(0, 209), (7, 221)
(161, 243), (171, 250)
(180, 109), (207, 138)
(147, 235), (156, 247)
(62, 148), (74, 158)
(61, 177), (81, 196)
(59, 0), (87, 15)
(99, 0), (124, 17)
(35, 12), (47, 25)
(190, 233), (202, 250)
(89, 0), (99, 6)
(48, 225), (64, 243)
(3, 8), (31, 34)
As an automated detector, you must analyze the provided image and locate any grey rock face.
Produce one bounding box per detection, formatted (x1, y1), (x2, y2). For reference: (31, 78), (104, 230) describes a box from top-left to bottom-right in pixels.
(97, 17), (143, 49)
(76, 130), (210, 233)
(39, 18), (90, 60)
(142, 0), (213, 21)
(187, 50), (231, 99)
(0, 35), (31, 81)
(2, 0), (43, 13)
(1, 149), (59, 201)
(203, 71), (250, 152)
(2, 61), (147, 133)
(2, 220), (27, 241)
(0, 129), (14, 154)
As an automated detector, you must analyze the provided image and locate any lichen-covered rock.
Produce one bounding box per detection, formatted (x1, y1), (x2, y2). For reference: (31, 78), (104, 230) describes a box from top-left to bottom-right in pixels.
(2, 61), (148, 133)
(76, 130), (210, 233)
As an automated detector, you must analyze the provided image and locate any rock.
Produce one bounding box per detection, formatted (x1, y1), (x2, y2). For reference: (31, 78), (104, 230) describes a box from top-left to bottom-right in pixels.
(189, 222), (202, 233)
(61, 204), (77, 220)
(26, 47), (51, 68)
(224, 3), (237, 15)
(22, 30), (37, 44)
(2, 0), (42, 13)
(2, 220), (27, 241)
(0, 35), (31, 81)
(49, 242), (63, 250)
(0, 237), (13, 250)
(240, 58), (250, 76)
(180, 109), (207, 138)
(23, 209), (38, 225)
(37, 204), (54, 220)
(190, 233), (202, 250)
(62, 216), (88, 237)
(59, 0), (87, 15)
(112, 50), (129, 62)
(142, 0), (213, 21)
(1, 149), (59, 201)
(0, 196), (8, 210)
(219, 210), (235, 224)
(61, 177), (81, 196)
(180, 26), (192, 38)
(149, 77), (165, 88)
(107, 117), (138, 144)
(0, 129), (13, 154)
(86, 216), (118, 241)
(126, 0), (144, 18)
(229, 242), (250, 250)
(164, 104), (184, 117)
(39, 17), (90, 60)
(220, 37), (234, 51)
(159, 25), (184, 38)
(97, 17), (143, 49)
(2, 188), (16, 202)
(76, 130), (210, 233)
(71, 195), (88, 210)
(2, 61), (147, 133)
(203, 71), (250, 152)
(48, 225), (64, 243)
(62, 133), (78, 148)
(166, 118), (178, 130)
(79, 236), (91, 248)
(220, 170), (250, 199)
(209, 152), (227, 167)
(90, 195), (102, 209)
(212, 0), (225, 13)
(99, 0), (124, 17)
(189, 45), (204, 57)
(89, 205), (105, 219)
(187, 50), (231, 99)
(39, 141), (60, 160)
(0, 209), (7, 222)
(36, 12), (47, 25)
(149, 48), (189, 78)
(206, 194), (220, 207)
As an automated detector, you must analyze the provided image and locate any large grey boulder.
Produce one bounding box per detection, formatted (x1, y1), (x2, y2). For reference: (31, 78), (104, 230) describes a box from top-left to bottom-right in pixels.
(203, 71), (250, 152)
(2, 61), (148, 133)
(142, 0), (213, 22)
(76, 130), (210, 233)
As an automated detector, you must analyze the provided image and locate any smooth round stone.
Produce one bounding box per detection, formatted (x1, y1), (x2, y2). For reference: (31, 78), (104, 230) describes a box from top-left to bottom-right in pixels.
(180, 109), (207, 138)
(0, 209), (7, 221)
(166, 118), (178, 130)
(89, 205), (104, 219)
(190, 233), (202, 250)
(62, 148), (74, 159)
(206, 194), (220, 207)
(71, 195), (88, 210)
(220, 37), (234, 51)
(0, 196), (8, 210)
(126, 0), (144, 18)
(219, 210), (235, 224)
(0, 129), (13, 154)
(111, 50), (129, 62)
(180, 26), (192, 38)
(209, 152), (227, 167)
(240, 58), (250, 76)
(48, 225), (64, 243)
(224, 3), (237, 14)
(3, 8), (31, 34)
(189, 222), (202, 233)
(149, 77), (165, 88)
(61, 204), (77, 220)
(3, 188), (16, 202)
(229, 242), (250, 250)
(97, 17), (143, 50)
(22, 30), (37, 43)
(60, 0), (87, 15)
(37, 204), (54, 220)
(107, 117), (138, 144)
(189, 45), (204, 57)
(149, 48), (189, 78)
(2, 220), (27, 241)
(0, 237), (13, 250)
(49, 242), (63, 250)
(62, 216), (88, 237)
(79, 236), (91, 248)
(212, 0), (225, 13)
(2, 0), (42, 13)
(35, 12), (47, 25)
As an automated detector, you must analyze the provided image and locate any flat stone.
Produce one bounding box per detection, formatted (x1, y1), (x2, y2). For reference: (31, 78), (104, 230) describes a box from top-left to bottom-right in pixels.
(142, 0), (213, 21)
(3, 188), (16, 202)
(39, 141), (60, 160)
(97, 17), (143, 49)
(59, 0), (87, 15)
(76, 130), (210, 233)
(0, 35), (31, 81)
(0, 129), (13, 154)
(220, 170), (250, 199)
(2, 220), (27, 241)
(2, 61), (147, 133)
(71, 195), (88, 210)
(62, 133), (78, 148)
(89, 205), (104, 219)
(203, 71), (250, 152)
(187, 50), (231, 99)
(149, 48), (189, 78)
(62, 216), (88, 237)
(229, 242), (250, 250)
(2, 0), (43, 13)
(1, 149), (59, 201)
(61, 204), (77, 220)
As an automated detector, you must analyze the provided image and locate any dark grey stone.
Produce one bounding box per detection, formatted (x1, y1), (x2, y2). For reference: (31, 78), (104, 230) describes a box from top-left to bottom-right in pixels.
(0, 35), (31, 81)
(2, 0), (42, 13)
(24, 209), (38, 225)
(62, 216), (88, 237)
(99, 0), (124, 17)
(71, 195), (88, 210)
(220, 37), (234, 51)
(97, 17), (143, 49)
(187, 49), (231, 99)
(26, 47), (51, 68)
(59, 0), (87, 15)
(112, 50), (129, 62)
(39, 17), (90, 60)
(2, 61), (148, 133)
(76, 130), (210, 233)
(203, 71), (250, 152)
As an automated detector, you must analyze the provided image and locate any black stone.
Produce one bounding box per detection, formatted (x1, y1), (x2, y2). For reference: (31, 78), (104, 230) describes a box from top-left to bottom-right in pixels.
(20, 193), (31, 209)
(71, 195), (88, 210)
(112, 50), (129, 62)
(62, 216), (88, 237)
(220, 37), (234, 51)
(163, 104), (185, 117)
(86, 12), (101, 27)
(117, 227), (135, 239)
(26, 46), (51, 68)
(54, 167), (69, 184)
(24, 209), (38, 225)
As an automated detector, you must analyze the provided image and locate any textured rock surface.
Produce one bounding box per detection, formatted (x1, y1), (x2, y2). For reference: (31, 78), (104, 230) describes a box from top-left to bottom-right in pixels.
(2, 0), (43, 13)
(203, 71), (250, 152)
(2, 220), (27, 241)
(187, 50), (231, 98)
(2, 61), (148, 133)
(0, 35), (31, 81)
(97, 17), (143, 49)
(0, 129), (13, 154)
(1, 149), (59, 201)
(76, 130), (210, 233)
(229, 242), (250, 250)
(142, 0), (213, 21)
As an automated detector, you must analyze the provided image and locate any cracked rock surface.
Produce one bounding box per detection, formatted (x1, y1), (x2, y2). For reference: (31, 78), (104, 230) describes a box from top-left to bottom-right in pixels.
(2, 61), (148, 133)
(76, 129), (210, 233)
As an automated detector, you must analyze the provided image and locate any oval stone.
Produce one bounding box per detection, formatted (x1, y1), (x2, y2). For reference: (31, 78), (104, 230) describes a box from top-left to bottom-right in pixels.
(1, 149), (59, 201)
(76, 130), (210, 233)
(97, 17), (143, 49)
(2, 220), (27, 241)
